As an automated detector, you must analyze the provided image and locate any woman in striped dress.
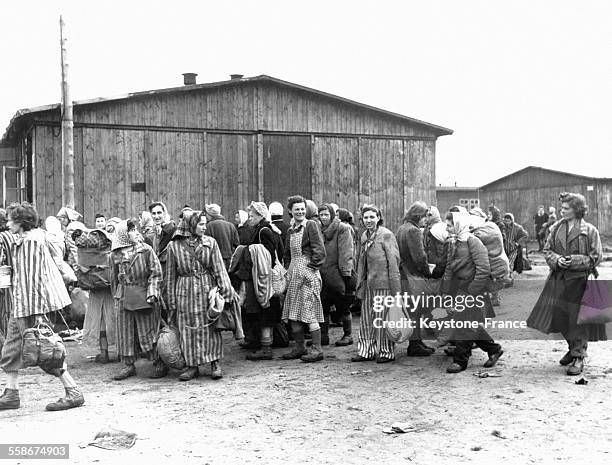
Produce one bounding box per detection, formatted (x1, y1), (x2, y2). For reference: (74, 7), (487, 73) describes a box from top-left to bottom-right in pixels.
(281, 196), (327, 363)
(166, 211), (233, 380)
(352, 205), (401, 363)
(0, 202), (83, 412)
(109, 220), (163, 380)
(0, 210), (14, 352)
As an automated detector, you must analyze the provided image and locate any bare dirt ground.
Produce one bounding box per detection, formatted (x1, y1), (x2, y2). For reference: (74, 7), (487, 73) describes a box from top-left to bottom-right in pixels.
(2, 256), (612, 464)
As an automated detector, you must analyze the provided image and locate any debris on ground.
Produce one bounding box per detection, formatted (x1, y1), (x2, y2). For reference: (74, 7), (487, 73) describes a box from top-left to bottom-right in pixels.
(82, 428), (137, 450)
(473, 371), (502, 378)
(575, 378), (589, 385)
(383, 422), (416, 434)
(491, 430), (507, 439)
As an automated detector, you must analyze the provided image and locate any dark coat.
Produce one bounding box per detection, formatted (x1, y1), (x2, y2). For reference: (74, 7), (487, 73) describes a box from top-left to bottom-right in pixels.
(205, 215), (240, 266)
(320, 218), (354, 294)
(396, 220), (430, 278)
(271, 216), (289, 245)
(442, 235), (491, 296)
(237, 224), (255, 246)
(283, 219), (326, 270)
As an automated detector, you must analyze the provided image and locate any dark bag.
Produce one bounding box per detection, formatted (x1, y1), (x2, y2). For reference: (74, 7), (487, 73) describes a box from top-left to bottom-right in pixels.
(578, 275), (612, 325)
(214, 302), (237, 332)
(123, 285), (152, 312)
(76, 266), (111, 290)
(514, 247), (524, 273)
(272, 322), (290, 348)
(22, 323), (66, 371)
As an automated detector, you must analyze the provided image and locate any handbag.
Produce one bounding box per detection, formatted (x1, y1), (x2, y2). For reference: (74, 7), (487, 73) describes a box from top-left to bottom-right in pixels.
(123, 285), (152, 312)
(578, 272), (612, 325)
(22, 322), (66, 371)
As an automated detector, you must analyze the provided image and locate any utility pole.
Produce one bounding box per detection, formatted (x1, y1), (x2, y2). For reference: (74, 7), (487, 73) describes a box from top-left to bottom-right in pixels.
(59, 15), (74, 207)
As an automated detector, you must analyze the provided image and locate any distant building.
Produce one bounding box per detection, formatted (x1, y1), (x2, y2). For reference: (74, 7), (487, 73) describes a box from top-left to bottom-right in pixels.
(479, 166), (612, 236)
(1, 74), (452, 230)
(435, 185), (480, 214)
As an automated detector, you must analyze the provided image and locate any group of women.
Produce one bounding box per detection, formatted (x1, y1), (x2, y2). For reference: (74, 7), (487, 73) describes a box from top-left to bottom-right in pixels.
(0, 190), (606, 412)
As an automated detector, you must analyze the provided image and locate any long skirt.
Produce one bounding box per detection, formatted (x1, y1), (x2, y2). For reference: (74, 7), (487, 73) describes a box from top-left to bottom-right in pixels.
(176, 275), (223, 366)
(83, 288), (117, 348)
(527, 271), (606, 341)
(357, 287), (395, 360)
(282, 256), (324, 324)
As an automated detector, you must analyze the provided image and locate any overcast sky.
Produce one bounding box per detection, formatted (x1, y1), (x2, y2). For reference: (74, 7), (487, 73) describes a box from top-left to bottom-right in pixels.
(1, 0), (610, 186)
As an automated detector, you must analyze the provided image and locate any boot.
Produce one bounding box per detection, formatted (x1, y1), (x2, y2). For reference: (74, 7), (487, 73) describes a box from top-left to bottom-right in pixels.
(336, 314), (353, 346)
(0, 388), (20, 410)
(45, 387), (84, 411)
(406, 340), (434, 357)
(148, 359), (169, 379)
(559, 351), (573, 366)
(113, 364), (136, 380)
(246, 344), (273, 361)
(567, 358), (584, 376)
(95, 350), (110, 364)
(301, 329), (324, 362)
(282, 323), (307, 360)
(211, 360), (223, 380)
(179, 366), (199, 381)
(239, 340), (261, 351)
(446, 363), (467, 374)
(483, 348), (504, 368)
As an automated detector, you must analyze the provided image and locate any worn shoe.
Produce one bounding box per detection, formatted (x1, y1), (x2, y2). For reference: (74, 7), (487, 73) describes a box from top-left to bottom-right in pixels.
(376, 357), (395, 364)
(0, 388), (20, 410)
(239, 340), (261, 351)
(335, 335), (354, 346)
(446, 363), (467, 373)
(444, 346), (456, 357)
(94, 352), (110, 364)
(148, 362), (169, 379)
(559, 351), (574, 366)
(307, 338), (330, 347)
(246, 348), (273, 361)
(566, 358), (584, 376)
(113, 364), (136, 380)
(45, 387), (84, 411)
(179, 367), (199, 381)
(484, 349), (504, 368)
(211, 361), (223, 380)
(406, 343), (434, 357)
(301, 348), (324, 363)
(282, 347), (308, 360)
(350, 355), (375, 362)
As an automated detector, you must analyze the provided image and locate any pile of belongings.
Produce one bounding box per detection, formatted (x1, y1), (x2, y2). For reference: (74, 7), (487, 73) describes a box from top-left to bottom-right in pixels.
(73, 229), (112, 290)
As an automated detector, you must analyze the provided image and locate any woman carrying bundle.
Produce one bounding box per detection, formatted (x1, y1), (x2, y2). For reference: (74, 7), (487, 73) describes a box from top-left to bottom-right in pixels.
(166, 211), (233, 380)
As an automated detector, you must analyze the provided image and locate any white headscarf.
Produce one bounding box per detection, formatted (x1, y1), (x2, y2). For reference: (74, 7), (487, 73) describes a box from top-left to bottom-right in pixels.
(451, 212), (472, 242)
(430, 222), (449, 243)
(237, 210), (248, 227)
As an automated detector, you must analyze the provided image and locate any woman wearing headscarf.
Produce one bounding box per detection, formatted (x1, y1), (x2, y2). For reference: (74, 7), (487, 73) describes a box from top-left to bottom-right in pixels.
(282, 195), (326, 363)
(166, 211), (233, 380)
(109, 220), (163, 380)
(503, 213), (528, 284)
(139, 211), (155, 239)
(397, 201), (436, 356)
(527, 193), (604, 376)
(235, 210), (254, 246)
(318, 204), (355, 346)
(442, 212), (504, 373)
(0, 203), (83, 412)
(237, 202), (284, 361)
(424, 208), (447, 279)
(487, 206), (507, 246)
(105, 217), (122, 235)
(56, 206), (86, 269)
(352, 205), (401, 363)
(468, 208), (509, 307)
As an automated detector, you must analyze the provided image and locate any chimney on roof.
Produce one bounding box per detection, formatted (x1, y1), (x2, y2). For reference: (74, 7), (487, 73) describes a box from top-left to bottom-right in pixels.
(230, 74), (244, 80)
(182, 73), (197, 85)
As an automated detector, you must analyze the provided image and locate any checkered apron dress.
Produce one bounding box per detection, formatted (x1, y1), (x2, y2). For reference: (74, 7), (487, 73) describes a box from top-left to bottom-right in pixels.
(282, 227), (324, 324)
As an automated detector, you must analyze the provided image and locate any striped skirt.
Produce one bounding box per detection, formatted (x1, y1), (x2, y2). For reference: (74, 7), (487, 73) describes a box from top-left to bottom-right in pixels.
(116, 303), (161, 358)
(357, 287), (395, 360)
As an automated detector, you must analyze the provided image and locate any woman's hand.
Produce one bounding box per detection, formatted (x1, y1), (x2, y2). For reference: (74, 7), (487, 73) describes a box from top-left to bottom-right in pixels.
(146, 295), (158, 304)
(557, 256), (572, 269)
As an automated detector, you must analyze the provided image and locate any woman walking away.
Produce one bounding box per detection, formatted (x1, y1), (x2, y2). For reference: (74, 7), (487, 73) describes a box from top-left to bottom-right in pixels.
(443, 212), (504, 374)
(527, 193), (604, 376)
(0, 209), (15, 347)
(282, 196), (327, 362)
(352, 205), (401, 363)
(319, 204), (355, 346)
(242, 202), (284, 361)
(0, 203), (84, 411)
(166, 211), (233, 380)
(109, 220), (163, 380)
(503, 213), (528, 286)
